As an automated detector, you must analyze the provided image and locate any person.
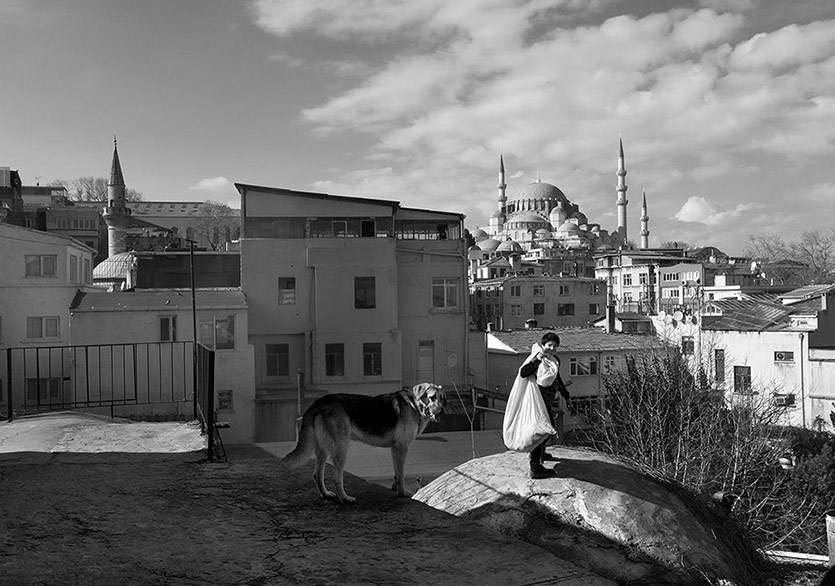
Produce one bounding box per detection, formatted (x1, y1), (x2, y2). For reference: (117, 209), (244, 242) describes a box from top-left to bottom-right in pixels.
(518, 332), (571, 479)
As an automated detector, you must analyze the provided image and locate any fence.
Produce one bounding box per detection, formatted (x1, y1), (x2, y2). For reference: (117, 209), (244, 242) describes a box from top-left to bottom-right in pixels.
(195, 342), (222, 461)
(3, 342), (195, 420)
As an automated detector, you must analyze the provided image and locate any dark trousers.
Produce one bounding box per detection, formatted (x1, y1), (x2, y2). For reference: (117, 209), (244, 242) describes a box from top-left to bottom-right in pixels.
(529, 391), (555, 465)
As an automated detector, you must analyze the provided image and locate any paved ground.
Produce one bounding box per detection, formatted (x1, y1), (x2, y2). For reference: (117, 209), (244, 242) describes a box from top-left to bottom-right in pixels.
(0, 413), (615, 586)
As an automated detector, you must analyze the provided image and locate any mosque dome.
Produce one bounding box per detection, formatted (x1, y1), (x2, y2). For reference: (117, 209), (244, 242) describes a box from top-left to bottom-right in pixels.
(511, 181), (570, 207)
(490, 209), (505, 219)
(572, 211), (588, 224)
(496, 239), (523, 253)
(477, 238), (501, 252)
(506, 210), (549, 225)
(557, 221), (581, 234)
(470, 228), (489, 242)
(93, 252), (134, 282)
(535, 228), (552, 239)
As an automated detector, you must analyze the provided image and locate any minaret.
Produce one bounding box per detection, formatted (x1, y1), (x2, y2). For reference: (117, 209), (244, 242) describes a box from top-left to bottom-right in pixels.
(498, 151), (507, 215)
(640, 189), (650, 249)
(616, 138), (628, 241)
(102, 137), (131, 257)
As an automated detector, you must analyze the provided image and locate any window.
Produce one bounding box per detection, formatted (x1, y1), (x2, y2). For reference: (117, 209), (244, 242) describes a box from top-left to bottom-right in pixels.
(611, 275), (618, 286)
(354, 276), (376, 309)
(639, 273), (648, 285)
(510, 304), (522, 316)
(159, 316), (177, 342)
(83, 258), (91, 285)
(570, 356), (598, 376)
(69, 255), (78, 284)
(715, 349), (725, 384)
(363, 343), (382, 376)
(25, 255), (57, 277)
(663, 272), (680, 282)
(591, 283), (601, 295)
(533, 285), (544, 296)
(26, 316), (59, 339)
(557, 303), (575, 316)
(325, 344), (345, 377)
(604, 355), (618, 371)
(774, 351), (794, 362)
(734, 365), (752, 394)
(589, 303), (600, 315)
(559, 285), (570, 296)
(623, 274), (632, 286)
(533, 303), (545, 315)
(278, 277), (296, 305)
(432, 277), (459, 309)
(361, 220), (376, 238)
(266, 344), (289, 377)
(681, 336), (694, 355)
(510, 285), (521, 297)
(199, 315), (235, 350)
(333, 220), (347, 237)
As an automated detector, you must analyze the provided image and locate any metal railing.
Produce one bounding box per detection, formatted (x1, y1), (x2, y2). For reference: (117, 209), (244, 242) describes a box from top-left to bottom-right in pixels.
(3, 342), (194, 420)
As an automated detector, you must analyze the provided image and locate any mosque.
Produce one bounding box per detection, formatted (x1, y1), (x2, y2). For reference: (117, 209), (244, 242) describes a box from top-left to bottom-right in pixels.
(470, 139), (649, 256)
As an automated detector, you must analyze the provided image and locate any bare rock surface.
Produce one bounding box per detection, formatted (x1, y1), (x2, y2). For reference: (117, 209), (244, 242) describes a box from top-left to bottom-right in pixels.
(414, 448), (744, 585)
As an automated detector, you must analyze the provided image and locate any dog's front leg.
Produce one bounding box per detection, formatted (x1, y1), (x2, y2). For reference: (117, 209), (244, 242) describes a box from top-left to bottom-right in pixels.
(390, 446), (410, 497)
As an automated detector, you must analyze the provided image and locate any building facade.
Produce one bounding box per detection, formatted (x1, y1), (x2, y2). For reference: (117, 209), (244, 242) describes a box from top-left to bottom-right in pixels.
(470, 275), (606, 331)
(237, 183), (469, 441)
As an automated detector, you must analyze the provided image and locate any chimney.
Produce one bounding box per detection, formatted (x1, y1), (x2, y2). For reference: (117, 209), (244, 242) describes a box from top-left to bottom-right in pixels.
(525, 319), (538, 329)
(509, 254), (521, 273)
(605, 304), (616, 333)
(486, 322), (494, 333)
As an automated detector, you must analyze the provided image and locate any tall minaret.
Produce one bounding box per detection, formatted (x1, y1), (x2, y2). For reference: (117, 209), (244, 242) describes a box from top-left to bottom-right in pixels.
(640, 189), (650, 249)
(498, 151), (507, 215)
(616, 138), (628, 241)
(102, 137), (131, 257)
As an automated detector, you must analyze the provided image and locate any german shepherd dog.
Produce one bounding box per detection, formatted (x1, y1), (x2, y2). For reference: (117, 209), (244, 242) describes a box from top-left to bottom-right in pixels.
(278, 383), (446, 504)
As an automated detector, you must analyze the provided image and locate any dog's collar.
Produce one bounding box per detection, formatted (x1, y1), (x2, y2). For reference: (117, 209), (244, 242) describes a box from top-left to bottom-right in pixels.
(404, 389), (429, 418)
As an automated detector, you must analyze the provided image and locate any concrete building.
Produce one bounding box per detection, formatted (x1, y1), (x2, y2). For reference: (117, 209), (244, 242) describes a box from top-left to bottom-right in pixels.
(236, 183), (469, 442)
(470, 275), (606, 331)
(68, 289), (255, 443)
(0, 223), (96, 413)
(486, 327), (663, 433)
(652, 284), (835, 431)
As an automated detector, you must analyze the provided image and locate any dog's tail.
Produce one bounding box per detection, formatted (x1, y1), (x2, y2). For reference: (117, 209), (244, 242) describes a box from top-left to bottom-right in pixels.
(278, 409), (316, 469)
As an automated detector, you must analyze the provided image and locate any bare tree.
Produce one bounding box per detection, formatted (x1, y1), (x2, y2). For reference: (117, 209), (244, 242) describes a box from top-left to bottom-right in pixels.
(746, 229), (835, 285)
(659, 240), (691, 250)
(192, 201), (240, 251)
(52, 177), (143, 203)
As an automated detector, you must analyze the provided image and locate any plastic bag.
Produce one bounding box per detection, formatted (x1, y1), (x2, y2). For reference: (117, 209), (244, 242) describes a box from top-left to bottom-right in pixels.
(502, 375), (556, 452)
(536, 357), (559, 387)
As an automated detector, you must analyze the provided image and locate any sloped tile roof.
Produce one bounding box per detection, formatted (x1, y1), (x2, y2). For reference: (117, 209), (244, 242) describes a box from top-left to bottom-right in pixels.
(489, 327), (664, 354)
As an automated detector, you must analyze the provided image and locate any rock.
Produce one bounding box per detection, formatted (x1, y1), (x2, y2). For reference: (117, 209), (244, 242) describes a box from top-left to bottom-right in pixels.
(414, 448), (748, 585)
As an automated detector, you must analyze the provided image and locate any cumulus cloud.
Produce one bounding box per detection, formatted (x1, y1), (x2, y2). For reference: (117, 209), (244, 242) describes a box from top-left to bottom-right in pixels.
(189, 176), (233, 192)
(674, 196), (758, 226)
(248, 0), (835, 252)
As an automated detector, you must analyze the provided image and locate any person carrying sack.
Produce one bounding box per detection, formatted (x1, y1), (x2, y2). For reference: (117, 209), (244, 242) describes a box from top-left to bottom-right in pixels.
(503, 332), (571, 479)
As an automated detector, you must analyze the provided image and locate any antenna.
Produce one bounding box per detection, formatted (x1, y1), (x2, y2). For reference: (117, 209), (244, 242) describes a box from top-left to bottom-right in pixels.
(34, 176), (42, 186)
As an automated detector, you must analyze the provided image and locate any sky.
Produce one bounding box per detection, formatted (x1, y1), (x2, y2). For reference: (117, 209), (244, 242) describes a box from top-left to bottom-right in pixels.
(2, 0), (835, 255)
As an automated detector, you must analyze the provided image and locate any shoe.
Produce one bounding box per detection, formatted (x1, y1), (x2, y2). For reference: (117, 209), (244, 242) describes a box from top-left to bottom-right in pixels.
(529, 463), (556, 479)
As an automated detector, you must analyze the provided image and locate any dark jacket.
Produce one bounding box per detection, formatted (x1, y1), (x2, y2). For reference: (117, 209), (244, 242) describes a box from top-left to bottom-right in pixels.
(519, 357), (571, 405)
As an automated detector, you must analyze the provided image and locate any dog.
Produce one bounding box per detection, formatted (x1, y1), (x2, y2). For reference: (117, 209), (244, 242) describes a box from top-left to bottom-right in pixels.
(278, 383), (446, 504)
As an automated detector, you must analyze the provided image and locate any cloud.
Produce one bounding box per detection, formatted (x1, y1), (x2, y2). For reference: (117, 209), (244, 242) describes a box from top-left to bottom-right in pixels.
(674, 196), (758, 226)
(189, 176), (233, 192)
(248, 1), (835, 253)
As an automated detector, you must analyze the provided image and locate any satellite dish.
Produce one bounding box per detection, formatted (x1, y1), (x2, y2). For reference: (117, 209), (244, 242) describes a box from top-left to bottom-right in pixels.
(664, 315), (673, 324)
(446, 353), (458, 368)
(658, 310), (666, 319)
(673, 311), (684, 321)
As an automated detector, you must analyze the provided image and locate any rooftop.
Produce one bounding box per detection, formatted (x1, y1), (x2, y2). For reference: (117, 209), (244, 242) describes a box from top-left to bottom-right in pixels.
(488, 327), (664, 354)
(70, 289), (247, 312)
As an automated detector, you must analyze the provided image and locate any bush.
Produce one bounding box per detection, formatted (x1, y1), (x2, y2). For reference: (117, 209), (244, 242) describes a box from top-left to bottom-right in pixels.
(581, 348), (834, 555)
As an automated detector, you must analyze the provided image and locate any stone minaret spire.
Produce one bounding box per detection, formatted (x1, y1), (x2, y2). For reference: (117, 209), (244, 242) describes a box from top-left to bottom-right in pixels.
(102, 136), (132, 257)
(616, 137), (629, 241)
(640, 189), (650, 249)
(498, 151), (507, 215)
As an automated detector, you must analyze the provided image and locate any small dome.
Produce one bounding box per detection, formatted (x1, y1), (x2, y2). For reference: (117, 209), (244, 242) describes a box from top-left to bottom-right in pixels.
(506, 210), (549, 224)
(496, 239), (523, 253)
(571, 211), (588, 224)
(477, 238), (501, 252)
(470, 228), (489, 242)
(557, 221), (581, 233)
(93, 252), (134, 281)
(535, 228), (552, 237)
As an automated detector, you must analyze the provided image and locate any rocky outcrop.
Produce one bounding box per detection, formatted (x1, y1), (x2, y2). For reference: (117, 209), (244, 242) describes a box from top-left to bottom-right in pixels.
(414, 448), (753, 585)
